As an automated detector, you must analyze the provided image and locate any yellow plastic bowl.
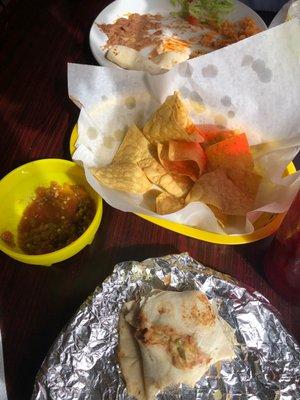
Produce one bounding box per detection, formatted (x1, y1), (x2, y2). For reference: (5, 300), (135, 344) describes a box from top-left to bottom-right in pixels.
(70, 125), (296, 245)
(0, 159), (103, 266)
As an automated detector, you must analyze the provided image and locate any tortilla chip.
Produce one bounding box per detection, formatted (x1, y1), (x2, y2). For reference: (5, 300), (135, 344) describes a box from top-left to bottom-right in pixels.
(205, 133), (254, 171)
(138, 157), (166, 186)
(186, 169), (254, 216)
(156, 192), (185, 215)
(158, 142), (199, 181)
(208, 205), (228, 228)
(187, 124), (235, 148)
(143, 189), (163, 212)
(143, 92), (192, 143)
(168, 140), (206, 177)
(113, 124), (152, 164)
(226, 168), (261, 200)
(159, 173), (192, 198)
(94, 162), (152, 194)
(138, 156), (193, 197)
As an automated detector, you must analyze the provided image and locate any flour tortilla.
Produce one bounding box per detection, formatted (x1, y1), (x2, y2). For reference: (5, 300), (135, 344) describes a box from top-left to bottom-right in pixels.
(118, 308), (146, 399)
(106, 45), (167, 74)
(106, 45), (148, 71)
(106, 45), (189, 74)
(152, 50), (190, 70)
(118, 290), (236, 400)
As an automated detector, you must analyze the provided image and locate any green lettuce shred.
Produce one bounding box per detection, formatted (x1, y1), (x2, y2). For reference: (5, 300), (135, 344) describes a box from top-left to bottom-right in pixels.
(171, 0), (234, 23)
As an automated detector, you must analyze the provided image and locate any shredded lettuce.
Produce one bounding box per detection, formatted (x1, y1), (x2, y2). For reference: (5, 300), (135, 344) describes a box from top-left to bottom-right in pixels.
(170, 0), (190, 18)
(171, 0), (234, 23)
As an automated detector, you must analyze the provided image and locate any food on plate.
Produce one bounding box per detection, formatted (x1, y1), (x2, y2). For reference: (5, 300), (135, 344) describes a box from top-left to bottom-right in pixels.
(106, 46), (167, 74)
(97, 3), (262, 72)
(106, 45), (191, 74)
(150, 48), (191, 70)
(93, 91), (261, 221)
(171, 0), (234, 24)
(106, 45), (155, 72)
(98, 13), (163, 51)
(17, 182), (95, 255)
(155, 36), (190, 54)
(287, 0), (300, 21)
(118, 290), (236, 399)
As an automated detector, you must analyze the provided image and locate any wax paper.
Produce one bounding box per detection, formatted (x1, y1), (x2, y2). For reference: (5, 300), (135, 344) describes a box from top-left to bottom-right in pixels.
(68, 19), (300, 234)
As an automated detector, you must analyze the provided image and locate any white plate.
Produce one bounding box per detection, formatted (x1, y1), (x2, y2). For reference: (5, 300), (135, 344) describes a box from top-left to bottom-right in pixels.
(269, 0), (291, 28)
(89, 0), (267, 68)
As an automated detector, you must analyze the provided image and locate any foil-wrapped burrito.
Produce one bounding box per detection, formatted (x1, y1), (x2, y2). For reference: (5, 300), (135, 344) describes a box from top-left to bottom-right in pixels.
(32, 254), (300, 399)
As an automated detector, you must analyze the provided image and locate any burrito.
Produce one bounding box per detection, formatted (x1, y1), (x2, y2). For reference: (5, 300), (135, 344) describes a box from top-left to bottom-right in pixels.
(118, 290), (236, 399)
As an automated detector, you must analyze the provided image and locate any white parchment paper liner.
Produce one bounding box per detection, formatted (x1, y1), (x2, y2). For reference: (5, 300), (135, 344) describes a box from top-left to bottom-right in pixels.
(68, 19), (300, 235)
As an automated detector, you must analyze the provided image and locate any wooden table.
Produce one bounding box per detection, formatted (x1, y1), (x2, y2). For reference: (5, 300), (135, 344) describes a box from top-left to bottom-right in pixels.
(0, 1), (299, 399)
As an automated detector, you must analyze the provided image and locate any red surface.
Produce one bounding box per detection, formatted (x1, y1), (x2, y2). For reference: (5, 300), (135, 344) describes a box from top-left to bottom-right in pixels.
(0, 1), (299, 399)
(264, 192), (300, 304)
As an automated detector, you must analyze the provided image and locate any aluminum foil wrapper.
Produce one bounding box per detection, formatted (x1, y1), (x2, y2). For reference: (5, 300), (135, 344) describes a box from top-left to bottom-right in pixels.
(32, 253), (300, 400)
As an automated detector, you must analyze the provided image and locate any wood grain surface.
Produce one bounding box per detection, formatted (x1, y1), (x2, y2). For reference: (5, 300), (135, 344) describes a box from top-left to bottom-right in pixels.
(0, 1), (299, 399)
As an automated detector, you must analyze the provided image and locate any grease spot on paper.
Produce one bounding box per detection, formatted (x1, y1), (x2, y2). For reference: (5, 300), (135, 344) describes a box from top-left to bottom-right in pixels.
(179, 87), (191, 98)
(114, 129), (125, 141)
(190, 91), (203, 103)
(87, 127), (98, 140)
(125, 96), (136, 109)
(258, 68), (272, 83)
(103, 136), (115, 149)
(178, 63), (193, 77)
(252, 59), (273, 83)
(186, 64), (193, 77)
(221, 96), (232, 107)
(241, 55), (254, 66)
(252, 59), (266, 73)
(214, 114), (227, 127)
(189, 100), (205, 114)
(202, 64), (218, 78)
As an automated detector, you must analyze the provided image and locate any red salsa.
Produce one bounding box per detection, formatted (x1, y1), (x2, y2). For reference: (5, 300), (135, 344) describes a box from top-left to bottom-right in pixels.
(17, 182), (96, 255)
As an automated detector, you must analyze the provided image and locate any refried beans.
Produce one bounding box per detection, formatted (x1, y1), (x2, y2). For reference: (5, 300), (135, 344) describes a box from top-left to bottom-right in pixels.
(98, 13), (262, 58)
(98, 13), (163, 51)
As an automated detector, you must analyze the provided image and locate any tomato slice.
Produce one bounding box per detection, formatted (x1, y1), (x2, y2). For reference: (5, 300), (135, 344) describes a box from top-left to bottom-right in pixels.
(186, 15), (199, 26)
